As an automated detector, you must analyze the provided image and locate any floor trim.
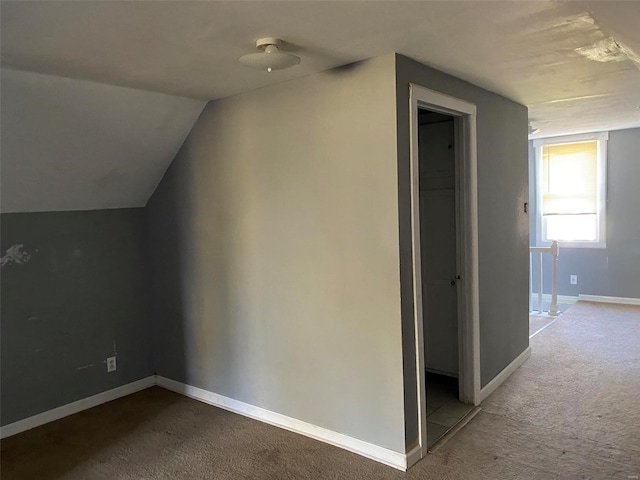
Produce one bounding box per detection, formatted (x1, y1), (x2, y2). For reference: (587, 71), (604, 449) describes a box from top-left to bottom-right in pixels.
(578, 295), (640, 306)
(478, 346), (531, 403)
(405, 444), (423, 470)
(428, 406), (481, 453)
(2, 374), (418, 470)
(0, 376), (156, 439)
(531, 293), (579, 304)
(156, 376), (409, 471)
(530, 315), (562, 339)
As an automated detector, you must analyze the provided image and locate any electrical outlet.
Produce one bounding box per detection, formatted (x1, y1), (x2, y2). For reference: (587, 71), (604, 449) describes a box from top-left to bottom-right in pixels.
(570, 275), (578, 285)
(107, 356), (117, 373)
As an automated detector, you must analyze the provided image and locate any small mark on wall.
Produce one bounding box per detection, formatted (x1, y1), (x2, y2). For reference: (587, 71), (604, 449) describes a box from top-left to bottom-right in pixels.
(75, 364), (95, 371)
(1, 244), (32, 268)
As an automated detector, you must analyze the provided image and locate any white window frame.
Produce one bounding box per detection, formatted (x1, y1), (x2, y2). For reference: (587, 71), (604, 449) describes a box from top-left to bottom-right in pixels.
(533, 131), (608, 249)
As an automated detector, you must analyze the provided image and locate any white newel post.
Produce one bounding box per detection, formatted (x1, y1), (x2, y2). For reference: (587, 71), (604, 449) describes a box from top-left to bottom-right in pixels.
(548, 240), (560, 316)
(530, 241), (561, 315)
(537, 252), (543, 314)
(529, 254), (534, 313)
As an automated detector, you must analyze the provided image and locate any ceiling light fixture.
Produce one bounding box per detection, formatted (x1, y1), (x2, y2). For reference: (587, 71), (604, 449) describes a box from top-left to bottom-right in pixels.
(239, 37), (301, 72)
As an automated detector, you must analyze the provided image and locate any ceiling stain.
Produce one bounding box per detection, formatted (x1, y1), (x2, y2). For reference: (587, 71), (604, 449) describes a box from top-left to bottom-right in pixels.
(1, 0), (639, 184)
(575, 37), (628, 63)
(615, 40), (640, 71)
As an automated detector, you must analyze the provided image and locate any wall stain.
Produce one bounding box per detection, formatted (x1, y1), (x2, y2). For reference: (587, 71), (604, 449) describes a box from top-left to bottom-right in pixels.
(1, 244), (32, 267)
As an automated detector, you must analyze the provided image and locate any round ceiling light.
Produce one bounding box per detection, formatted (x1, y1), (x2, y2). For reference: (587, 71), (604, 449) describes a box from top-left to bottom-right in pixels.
(239, 37), (301, 72)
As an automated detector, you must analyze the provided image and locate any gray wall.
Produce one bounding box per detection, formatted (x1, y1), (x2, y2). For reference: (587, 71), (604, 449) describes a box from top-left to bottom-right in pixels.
(395, 54), (530, 447)
(529, 127), (640, 299)
(145, 55), (408, 453)
(1, 208), (153, 426)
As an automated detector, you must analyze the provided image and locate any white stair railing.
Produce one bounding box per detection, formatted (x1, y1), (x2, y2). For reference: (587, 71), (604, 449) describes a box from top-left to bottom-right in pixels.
(529, 240), (559, 316)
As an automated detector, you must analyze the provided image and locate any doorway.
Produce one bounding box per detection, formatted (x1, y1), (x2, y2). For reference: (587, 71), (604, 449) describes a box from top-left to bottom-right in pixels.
(408, 84), (481, 462)
(418, 110), (475, 449)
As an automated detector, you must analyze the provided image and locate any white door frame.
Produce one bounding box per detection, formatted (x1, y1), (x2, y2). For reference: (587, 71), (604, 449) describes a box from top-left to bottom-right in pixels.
(409, 84), (481, 459)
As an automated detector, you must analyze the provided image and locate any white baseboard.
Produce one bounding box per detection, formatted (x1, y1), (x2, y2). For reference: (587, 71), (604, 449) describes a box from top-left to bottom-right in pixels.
(578, 295), (640, 306)
(405, 444), (424, 469)
(156, 376), (409, 471)
(478, 347), (531, 403)
(0, 376), (156, 439)
(2, 374), (417, 470)
(534, 294), (579, 304)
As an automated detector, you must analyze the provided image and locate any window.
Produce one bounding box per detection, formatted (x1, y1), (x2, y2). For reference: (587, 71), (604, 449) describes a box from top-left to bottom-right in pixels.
(533, 132), (607, 248)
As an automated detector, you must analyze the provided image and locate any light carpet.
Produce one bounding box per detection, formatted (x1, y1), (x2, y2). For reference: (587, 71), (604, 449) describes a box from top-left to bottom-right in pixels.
(2, 301), (639, 479)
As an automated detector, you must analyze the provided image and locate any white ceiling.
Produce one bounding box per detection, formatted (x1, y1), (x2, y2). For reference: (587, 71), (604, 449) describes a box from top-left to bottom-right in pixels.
(2, 1), (639, 212)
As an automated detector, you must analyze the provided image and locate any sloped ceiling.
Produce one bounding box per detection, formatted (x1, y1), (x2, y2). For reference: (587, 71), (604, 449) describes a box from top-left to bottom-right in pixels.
(1, 69), (204, 213)
(2, 1), (639, 212)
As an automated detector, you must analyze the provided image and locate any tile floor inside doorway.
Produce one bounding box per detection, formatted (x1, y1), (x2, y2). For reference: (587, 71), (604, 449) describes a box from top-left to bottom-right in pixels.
(426, 373), (475, 449)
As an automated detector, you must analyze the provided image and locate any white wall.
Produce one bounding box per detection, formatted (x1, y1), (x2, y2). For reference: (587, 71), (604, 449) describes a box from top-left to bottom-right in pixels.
(146, 55), (407, 452)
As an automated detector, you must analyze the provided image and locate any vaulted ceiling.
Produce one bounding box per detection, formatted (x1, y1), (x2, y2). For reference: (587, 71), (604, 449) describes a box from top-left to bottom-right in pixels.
(2, 1), (639, 213)
(1, 68), (204, 213)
